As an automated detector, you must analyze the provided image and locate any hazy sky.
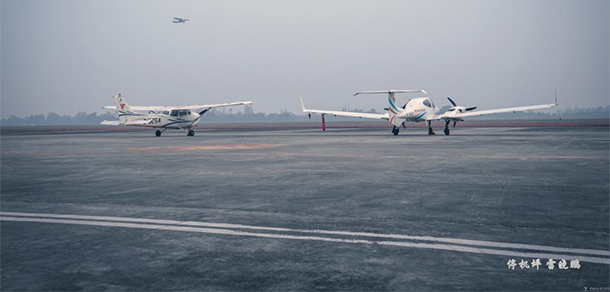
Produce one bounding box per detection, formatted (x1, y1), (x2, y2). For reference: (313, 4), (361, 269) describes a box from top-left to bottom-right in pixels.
(1, 0), (608, 117)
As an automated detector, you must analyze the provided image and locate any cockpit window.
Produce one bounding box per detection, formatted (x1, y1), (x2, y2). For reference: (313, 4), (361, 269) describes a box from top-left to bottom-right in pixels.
(423, 99), (432, 107)
(170, 110), (178, 116)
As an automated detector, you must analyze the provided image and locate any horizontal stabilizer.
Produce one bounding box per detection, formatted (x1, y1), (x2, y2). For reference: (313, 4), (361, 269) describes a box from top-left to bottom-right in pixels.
(354, 90), (427, 96)
(100, 120), (121, 126)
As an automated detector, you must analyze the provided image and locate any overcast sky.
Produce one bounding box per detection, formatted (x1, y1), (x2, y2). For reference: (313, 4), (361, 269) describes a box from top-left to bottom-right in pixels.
(1, 0), (608, 117)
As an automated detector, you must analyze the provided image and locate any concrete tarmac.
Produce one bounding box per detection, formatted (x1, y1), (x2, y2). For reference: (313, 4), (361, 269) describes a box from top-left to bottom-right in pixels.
(1, 125), (609, 291)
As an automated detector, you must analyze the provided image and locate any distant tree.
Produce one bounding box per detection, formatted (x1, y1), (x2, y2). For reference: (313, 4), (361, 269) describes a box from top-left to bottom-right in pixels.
(46, 112), (63, 125)
(26, 114), (46, 125)
(2, 116), (26, 126)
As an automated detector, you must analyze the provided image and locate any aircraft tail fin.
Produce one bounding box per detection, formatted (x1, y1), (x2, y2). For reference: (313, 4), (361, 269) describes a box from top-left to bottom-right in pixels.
(113, 94), (135, 124)
(386, 93), (406, 126)
(354, 89), (425, 127)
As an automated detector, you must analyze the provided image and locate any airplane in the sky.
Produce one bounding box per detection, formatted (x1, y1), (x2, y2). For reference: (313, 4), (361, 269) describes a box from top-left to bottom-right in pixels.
(101, 94), (252, 137)
(173, 17), (189, 24)
(300, 90), (558, 135)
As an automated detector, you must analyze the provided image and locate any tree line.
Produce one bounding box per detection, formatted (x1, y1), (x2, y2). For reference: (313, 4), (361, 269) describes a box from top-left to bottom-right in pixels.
(1, 105), (608, 126)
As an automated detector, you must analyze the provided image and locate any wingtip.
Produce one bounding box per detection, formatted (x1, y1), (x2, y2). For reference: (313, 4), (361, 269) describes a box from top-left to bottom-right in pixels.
(299, 97), (306, 112)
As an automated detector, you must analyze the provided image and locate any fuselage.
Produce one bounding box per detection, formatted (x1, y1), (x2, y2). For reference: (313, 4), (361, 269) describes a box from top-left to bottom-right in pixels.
(394, 97), (440, 122)
(126, 109), (201, 129)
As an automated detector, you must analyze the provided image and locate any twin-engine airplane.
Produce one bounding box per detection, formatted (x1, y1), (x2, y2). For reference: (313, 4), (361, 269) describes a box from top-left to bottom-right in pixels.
(102, 94), (252, 137)
(173, 17), (189, 24)
(300, 90), (558, 135)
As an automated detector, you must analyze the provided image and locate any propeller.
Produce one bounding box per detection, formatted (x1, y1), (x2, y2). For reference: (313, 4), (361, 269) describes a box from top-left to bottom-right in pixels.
(447, 97), (458, 107)
(447, 97), (477, 113)
(446, 97), (476, 128)
(187, 107), (212, 127)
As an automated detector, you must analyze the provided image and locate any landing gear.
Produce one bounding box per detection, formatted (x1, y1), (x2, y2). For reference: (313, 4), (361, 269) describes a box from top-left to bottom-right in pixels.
(427, 121), (435, 135)
(392, 126), (399, 136)
(444, 120), (450, 135)
(155, 128), (168, 137)
(187, 129), (195, 137)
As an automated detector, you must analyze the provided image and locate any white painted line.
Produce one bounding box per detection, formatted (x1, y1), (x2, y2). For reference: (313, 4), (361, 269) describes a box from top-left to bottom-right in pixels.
(1, 216), (609, 265)
(2, 211), (608, 257)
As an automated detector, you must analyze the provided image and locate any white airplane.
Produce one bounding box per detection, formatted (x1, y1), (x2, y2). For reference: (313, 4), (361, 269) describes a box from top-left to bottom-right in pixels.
(300, 90), (558, 135)
(173, 17), (189, 24)
(102, 94), (252, 137)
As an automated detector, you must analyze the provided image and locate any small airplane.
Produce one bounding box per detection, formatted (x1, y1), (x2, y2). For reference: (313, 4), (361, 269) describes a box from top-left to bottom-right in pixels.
(101, 94), (252, 137)
(300, 89), (558, 135)
(173, 17), (189, 24)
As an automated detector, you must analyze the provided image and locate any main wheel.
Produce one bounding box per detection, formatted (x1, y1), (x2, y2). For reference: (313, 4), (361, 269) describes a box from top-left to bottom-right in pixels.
(187, 130), (195, 136)
(444, 128), (450, 135)
(428, 128), (435, 135)
(155, 130), (161, 137)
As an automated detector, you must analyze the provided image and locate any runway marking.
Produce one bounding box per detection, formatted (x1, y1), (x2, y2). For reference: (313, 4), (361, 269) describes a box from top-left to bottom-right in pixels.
(2, 212), (609, 262)
(125, 144), (285, 152)
(1, 216), (609, 265)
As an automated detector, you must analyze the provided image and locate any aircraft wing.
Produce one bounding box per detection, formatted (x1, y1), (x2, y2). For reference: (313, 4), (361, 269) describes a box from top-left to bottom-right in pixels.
(442, 102), (558, 119)
(102, 101), (252, 111)
(300, 98), (388, 120)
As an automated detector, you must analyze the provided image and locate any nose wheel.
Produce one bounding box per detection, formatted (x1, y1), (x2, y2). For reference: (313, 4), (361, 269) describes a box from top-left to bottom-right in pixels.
(155, 130), (161, 137)
(392, 126), (399, 135)
(187, 129), (195, 136)
(427, 121), (435, 135)
(444, 120), (450, 135)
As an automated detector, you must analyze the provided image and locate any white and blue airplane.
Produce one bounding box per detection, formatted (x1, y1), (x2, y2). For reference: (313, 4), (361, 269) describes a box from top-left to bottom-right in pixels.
(300, 89), (558, 135)
(173, 17), (189, 24)
(102, 94), (252, 137)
